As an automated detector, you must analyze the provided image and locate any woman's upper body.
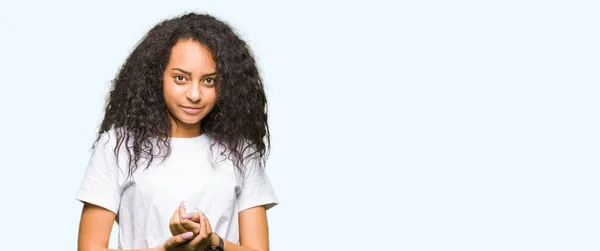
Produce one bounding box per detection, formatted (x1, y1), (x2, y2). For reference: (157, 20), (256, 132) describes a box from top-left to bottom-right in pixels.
(76, 127), (278, 249)
(76, 12), (276, 251)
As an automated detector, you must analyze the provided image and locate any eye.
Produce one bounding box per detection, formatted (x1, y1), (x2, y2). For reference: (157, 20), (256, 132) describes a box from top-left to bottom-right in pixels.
(204, 78), (216, 86)
(174, 75), (187, 83)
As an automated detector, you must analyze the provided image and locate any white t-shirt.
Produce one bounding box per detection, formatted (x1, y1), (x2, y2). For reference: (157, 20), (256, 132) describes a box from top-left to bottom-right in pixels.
(76, 128), (278, 249)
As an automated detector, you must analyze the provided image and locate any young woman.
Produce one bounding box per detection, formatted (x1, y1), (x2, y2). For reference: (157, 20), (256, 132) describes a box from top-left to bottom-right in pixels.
(76, 12), (278, 251)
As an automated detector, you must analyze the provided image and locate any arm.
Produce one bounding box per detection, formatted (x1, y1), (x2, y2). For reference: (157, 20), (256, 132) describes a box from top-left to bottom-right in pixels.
(219, 154), (277, 251)
(78, 203), (163, 251)
(78, 203), (158, 251)
(78, 203), (192, 251)
(211, 206), (271, 251)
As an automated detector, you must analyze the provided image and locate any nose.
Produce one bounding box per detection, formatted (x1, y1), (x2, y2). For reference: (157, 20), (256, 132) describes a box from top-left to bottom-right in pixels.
(186, 82), (202, 103)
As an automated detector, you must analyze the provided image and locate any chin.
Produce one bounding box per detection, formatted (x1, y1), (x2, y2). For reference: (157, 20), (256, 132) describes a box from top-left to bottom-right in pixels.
(174, 115), (202, 125)
(181, 118), (203, 125)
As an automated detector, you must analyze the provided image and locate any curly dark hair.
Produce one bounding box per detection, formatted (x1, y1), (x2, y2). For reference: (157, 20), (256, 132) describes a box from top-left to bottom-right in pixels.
(95, 12), (270, 176)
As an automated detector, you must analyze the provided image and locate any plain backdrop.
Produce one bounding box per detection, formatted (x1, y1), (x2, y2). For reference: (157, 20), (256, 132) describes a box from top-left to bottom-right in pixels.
(0, 0), (598, 250)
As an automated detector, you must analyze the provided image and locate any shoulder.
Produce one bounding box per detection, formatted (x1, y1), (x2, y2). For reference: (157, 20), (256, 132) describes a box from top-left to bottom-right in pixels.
(210, 137), (261, 159)
(92, 128), (112, 150)
(205, 137), (264, 172)
(91, 126), (134, 158)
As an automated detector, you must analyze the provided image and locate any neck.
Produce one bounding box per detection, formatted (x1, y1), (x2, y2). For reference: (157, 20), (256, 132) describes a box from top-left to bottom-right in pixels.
(170, 119), (202, 138)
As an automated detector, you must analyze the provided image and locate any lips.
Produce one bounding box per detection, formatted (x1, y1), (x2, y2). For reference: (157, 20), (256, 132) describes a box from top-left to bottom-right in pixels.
(180, 106), (203, 115)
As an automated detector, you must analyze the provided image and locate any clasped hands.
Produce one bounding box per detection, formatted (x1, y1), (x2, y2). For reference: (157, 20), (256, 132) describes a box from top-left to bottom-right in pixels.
(161, 201), (218, 251)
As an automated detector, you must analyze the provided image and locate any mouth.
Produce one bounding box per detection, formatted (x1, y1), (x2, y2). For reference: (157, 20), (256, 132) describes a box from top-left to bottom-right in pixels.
(180, 105), (203, 115)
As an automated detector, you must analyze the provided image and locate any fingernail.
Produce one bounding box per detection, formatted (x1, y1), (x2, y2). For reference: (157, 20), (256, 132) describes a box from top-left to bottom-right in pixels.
(182, 232), (193, 239)
(182, 212), (194, 219)
(179, 201), (185, 208)
(196, 208), (205, 219)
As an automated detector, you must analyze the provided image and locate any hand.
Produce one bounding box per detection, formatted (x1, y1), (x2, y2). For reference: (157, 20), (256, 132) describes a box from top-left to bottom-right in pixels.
(161, 232), (195, 251)
(169, 202), (202, 237)
(167, 203), (217, 251)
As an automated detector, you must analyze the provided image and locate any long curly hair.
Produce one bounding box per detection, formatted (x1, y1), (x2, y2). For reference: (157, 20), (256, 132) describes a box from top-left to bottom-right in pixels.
(96, 12), (270, 176)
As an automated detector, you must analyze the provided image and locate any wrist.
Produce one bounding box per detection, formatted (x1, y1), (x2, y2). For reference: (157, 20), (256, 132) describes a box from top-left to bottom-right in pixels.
(208, 233), (224, 250)
(210, 233), (220, 246)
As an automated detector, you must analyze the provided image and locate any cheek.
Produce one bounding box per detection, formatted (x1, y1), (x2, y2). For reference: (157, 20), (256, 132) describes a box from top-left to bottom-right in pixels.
(163, 82), (179, 105)
(206, 89), (218, 106)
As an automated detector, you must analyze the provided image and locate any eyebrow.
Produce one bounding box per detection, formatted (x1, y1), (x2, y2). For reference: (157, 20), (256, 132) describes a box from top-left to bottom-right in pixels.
(172, 68), (217, 77)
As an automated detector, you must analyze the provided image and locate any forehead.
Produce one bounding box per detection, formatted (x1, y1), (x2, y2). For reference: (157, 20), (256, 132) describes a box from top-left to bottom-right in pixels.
(167, 39), (216, 72)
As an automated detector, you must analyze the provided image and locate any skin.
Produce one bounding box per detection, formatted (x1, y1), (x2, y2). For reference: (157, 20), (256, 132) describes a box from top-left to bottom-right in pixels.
(163, 39), (218, 138)
(169, 203), (271, 251)
(78, 40), (272, 251)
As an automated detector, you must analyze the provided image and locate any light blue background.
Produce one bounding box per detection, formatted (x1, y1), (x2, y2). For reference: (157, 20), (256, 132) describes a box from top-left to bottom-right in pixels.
(0, 0), (598, 250)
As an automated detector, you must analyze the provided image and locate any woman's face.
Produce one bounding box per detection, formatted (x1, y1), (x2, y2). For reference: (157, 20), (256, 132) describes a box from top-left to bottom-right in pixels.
(163, 39), (218, 137)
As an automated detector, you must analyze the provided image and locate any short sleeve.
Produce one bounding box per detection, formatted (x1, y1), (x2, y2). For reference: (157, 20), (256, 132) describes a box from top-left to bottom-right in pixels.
(75, 132), (123, 214)
(237, 157), (279, 213)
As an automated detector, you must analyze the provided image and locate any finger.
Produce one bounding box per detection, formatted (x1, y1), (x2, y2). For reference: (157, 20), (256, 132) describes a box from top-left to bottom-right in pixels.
(199, 211), (207, 238)
(169, 224), (177, 237)
(204, 216), (214, 247)
(184, 228), (204, 248)
(173, 202), (188, 234)
(182, 211), (202, 223)
(169, 208), (179, 236)
(169, 214), (174, 234)
(205, 216), (213, 236)
(181, 218), (201, 235)
(164, 231), (194, 248)
(184, 214), (209, 249)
